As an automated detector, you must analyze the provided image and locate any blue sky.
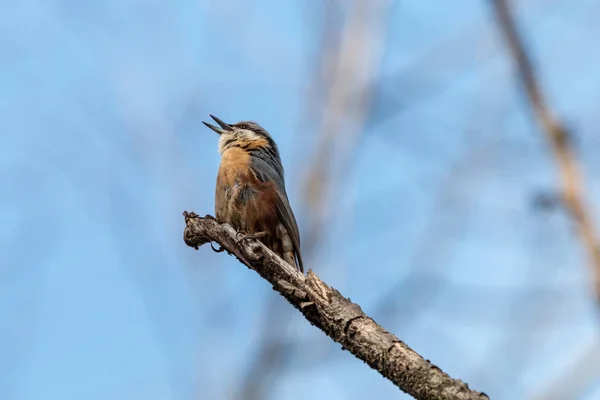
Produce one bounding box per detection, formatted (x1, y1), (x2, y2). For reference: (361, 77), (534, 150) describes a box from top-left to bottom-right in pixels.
(2, 0), (600, 399)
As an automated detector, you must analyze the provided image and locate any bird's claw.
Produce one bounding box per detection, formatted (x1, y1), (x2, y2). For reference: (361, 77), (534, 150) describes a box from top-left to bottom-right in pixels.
(211, 243), (225, 253)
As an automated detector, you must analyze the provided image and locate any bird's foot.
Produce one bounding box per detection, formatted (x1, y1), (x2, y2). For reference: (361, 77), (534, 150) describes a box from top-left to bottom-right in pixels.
(235, 230), (267, 241)
(235, 231), (268, 247)
(245, 231), (268, 240)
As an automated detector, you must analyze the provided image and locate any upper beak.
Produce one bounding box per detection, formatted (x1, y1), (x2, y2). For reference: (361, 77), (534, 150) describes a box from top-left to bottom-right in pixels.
(202, 114), (234, 135)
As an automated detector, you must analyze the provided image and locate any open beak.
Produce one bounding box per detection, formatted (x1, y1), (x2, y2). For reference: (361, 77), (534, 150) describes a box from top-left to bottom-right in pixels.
(202, 114), (234, 135)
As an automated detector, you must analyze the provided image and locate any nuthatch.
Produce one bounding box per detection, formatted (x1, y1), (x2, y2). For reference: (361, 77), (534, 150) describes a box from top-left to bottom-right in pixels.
(202, 115), (304, 273)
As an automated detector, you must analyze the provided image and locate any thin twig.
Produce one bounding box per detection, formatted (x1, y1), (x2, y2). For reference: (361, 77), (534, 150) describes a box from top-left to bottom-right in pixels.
(488, 0), (600, 300)
(182, 212), (489, 400)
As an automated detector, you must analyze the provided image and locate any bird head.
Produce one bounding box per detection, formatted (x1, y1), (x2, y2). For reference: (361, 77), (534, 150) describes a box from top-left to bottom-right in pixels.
(202, 115), (276, 156)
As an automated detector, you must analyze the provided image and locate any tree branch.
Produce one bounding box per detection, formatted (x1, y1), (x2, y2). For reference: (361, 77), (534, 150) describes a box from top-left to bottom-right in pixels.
(488, 0), (600, 301)
(182, 211), (489, 400)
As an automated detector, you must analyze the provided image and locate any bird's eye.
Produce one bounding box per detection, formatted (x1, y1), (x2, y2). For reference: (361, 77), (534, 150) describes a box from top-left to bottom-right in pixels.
(239, 124), (248, 130)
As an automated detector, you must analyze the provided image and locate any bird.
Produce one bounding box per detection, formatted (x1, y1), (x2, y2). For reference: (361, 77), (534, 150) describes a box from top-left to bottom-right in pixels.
(202, 114), (304, 273)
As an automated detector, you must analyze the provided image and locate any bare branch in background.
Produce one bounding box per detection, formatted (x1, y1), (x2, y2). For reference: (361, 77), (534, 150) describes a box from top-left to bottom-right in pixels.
(488, 1), (600, 398)
(365, 0), (562, 130)
(531, 339), (600, 400)
(234, 295), (294, 400)
(488, 0), (600, 301)
(302, 0), (390, 252)
(182, 212), (490, 400)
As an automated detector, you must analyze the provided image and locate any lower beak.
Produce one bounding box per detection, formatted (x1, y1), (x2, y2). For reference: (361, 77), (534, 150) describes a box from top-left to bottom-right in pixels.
(202, 114), (233, 135)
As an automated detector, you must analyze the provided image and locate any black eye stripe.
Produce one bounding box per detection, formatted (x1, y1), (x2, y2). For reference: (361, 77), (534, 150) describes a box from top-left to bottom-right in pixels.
(235, 123), (269, 136)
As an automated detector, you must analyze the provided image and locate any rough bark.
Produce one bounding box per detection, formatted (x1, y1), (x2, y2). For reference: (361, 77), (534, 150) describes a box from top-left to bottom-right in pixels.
(182, 211), (489, 400)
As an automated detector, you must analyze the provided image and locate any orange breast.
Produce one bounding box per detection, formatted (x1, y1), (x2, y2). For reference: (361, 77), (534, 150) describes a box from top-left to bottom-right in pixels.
(216, 148), (279, 234)
(218, 147), (251, 186)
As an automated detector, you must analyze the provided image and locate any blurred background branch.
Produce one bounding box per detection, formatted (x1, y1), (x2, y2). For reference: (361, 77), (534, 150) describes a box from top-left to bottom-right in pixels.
(487, 1), (600, 398)
(488, 0), (600, 302)
(301, 0), (390, 253)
